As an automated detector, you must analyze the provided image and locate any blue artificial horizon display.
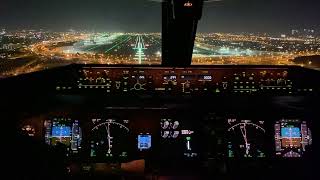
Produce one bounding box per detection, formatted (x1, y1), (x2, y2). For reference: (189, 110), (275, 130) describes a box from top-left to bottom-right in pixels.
(52, 126), (71, 137)
(281, 127), (301, 138)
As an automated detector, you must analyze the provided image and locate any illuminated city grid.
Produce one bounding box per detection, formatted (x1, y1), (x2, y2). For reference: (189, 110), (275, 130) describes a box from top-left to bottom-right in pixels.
(0, 30), (319, 77)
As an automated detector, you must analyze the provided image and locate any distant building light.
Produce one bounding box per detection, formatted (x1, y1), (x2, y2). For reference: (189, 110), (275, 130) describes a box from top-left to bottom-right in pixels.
(184, 1), (193, 7)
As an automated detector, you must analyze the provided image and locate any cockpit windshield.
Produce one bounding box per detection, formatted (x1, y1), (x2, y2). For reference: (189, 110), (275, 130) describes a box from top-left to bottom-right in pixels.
(0, 0), (319, 78)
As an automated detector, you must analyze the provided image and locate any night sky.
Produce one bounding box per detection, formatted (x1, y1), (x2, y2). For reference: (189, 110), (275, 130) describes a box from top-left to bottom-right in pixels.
(0, 0), (319, 33)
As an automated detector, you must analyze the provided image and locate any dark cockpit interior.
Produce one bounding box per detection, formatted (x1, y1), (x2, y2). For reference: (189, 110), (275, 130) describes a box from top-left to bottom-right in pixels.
(2, 0), (319, 179)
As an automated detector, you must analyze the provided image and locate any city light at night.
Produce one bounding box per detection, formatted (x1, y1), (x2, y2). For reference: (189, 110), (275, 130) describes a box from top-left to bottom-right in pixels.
(0, 30), (319, 77)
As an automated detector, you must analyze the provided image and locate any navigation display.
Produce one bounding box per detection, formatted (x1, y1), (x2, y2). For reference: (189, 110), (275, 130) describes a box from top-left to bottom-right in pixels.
(227, 118), (266, 158)
(90, 119), (131, 160)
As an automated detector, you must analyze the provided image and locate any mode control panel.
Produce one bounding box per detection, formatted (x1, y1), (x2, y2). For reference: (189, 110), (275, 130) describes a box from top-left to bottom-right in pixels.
(55, 66), (319, 95)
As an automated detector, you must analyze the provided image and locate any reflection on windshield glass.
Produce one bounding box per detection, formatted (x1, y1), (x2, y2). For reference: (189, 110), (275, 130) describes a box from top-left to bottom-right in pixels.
(0, 0), (319, 78)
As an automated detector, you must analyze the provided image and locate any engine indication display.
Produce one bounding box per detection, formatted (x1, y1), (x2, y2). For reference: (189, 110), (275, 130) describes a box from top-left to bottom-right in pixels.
(90, 119), (131, 160)
(161, 119), (180, 139)
(274, 119), (312, 158)
(227, 119), (266, 158)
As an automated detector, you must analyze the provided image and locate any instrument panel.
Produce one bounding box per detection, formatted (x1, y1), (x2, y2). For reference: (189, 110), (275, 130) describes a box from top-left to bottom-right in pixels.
(28, 108), (200, 164)
(226, 118), (313, 159)
(21, 108), (313, 164)
(7, 65), (318, 177)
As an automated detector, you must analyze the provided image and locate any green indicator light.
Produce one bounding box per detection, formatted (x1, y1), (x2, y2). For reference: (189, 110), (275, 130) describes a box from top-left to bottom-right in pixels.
(186, 137), (191, 141)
